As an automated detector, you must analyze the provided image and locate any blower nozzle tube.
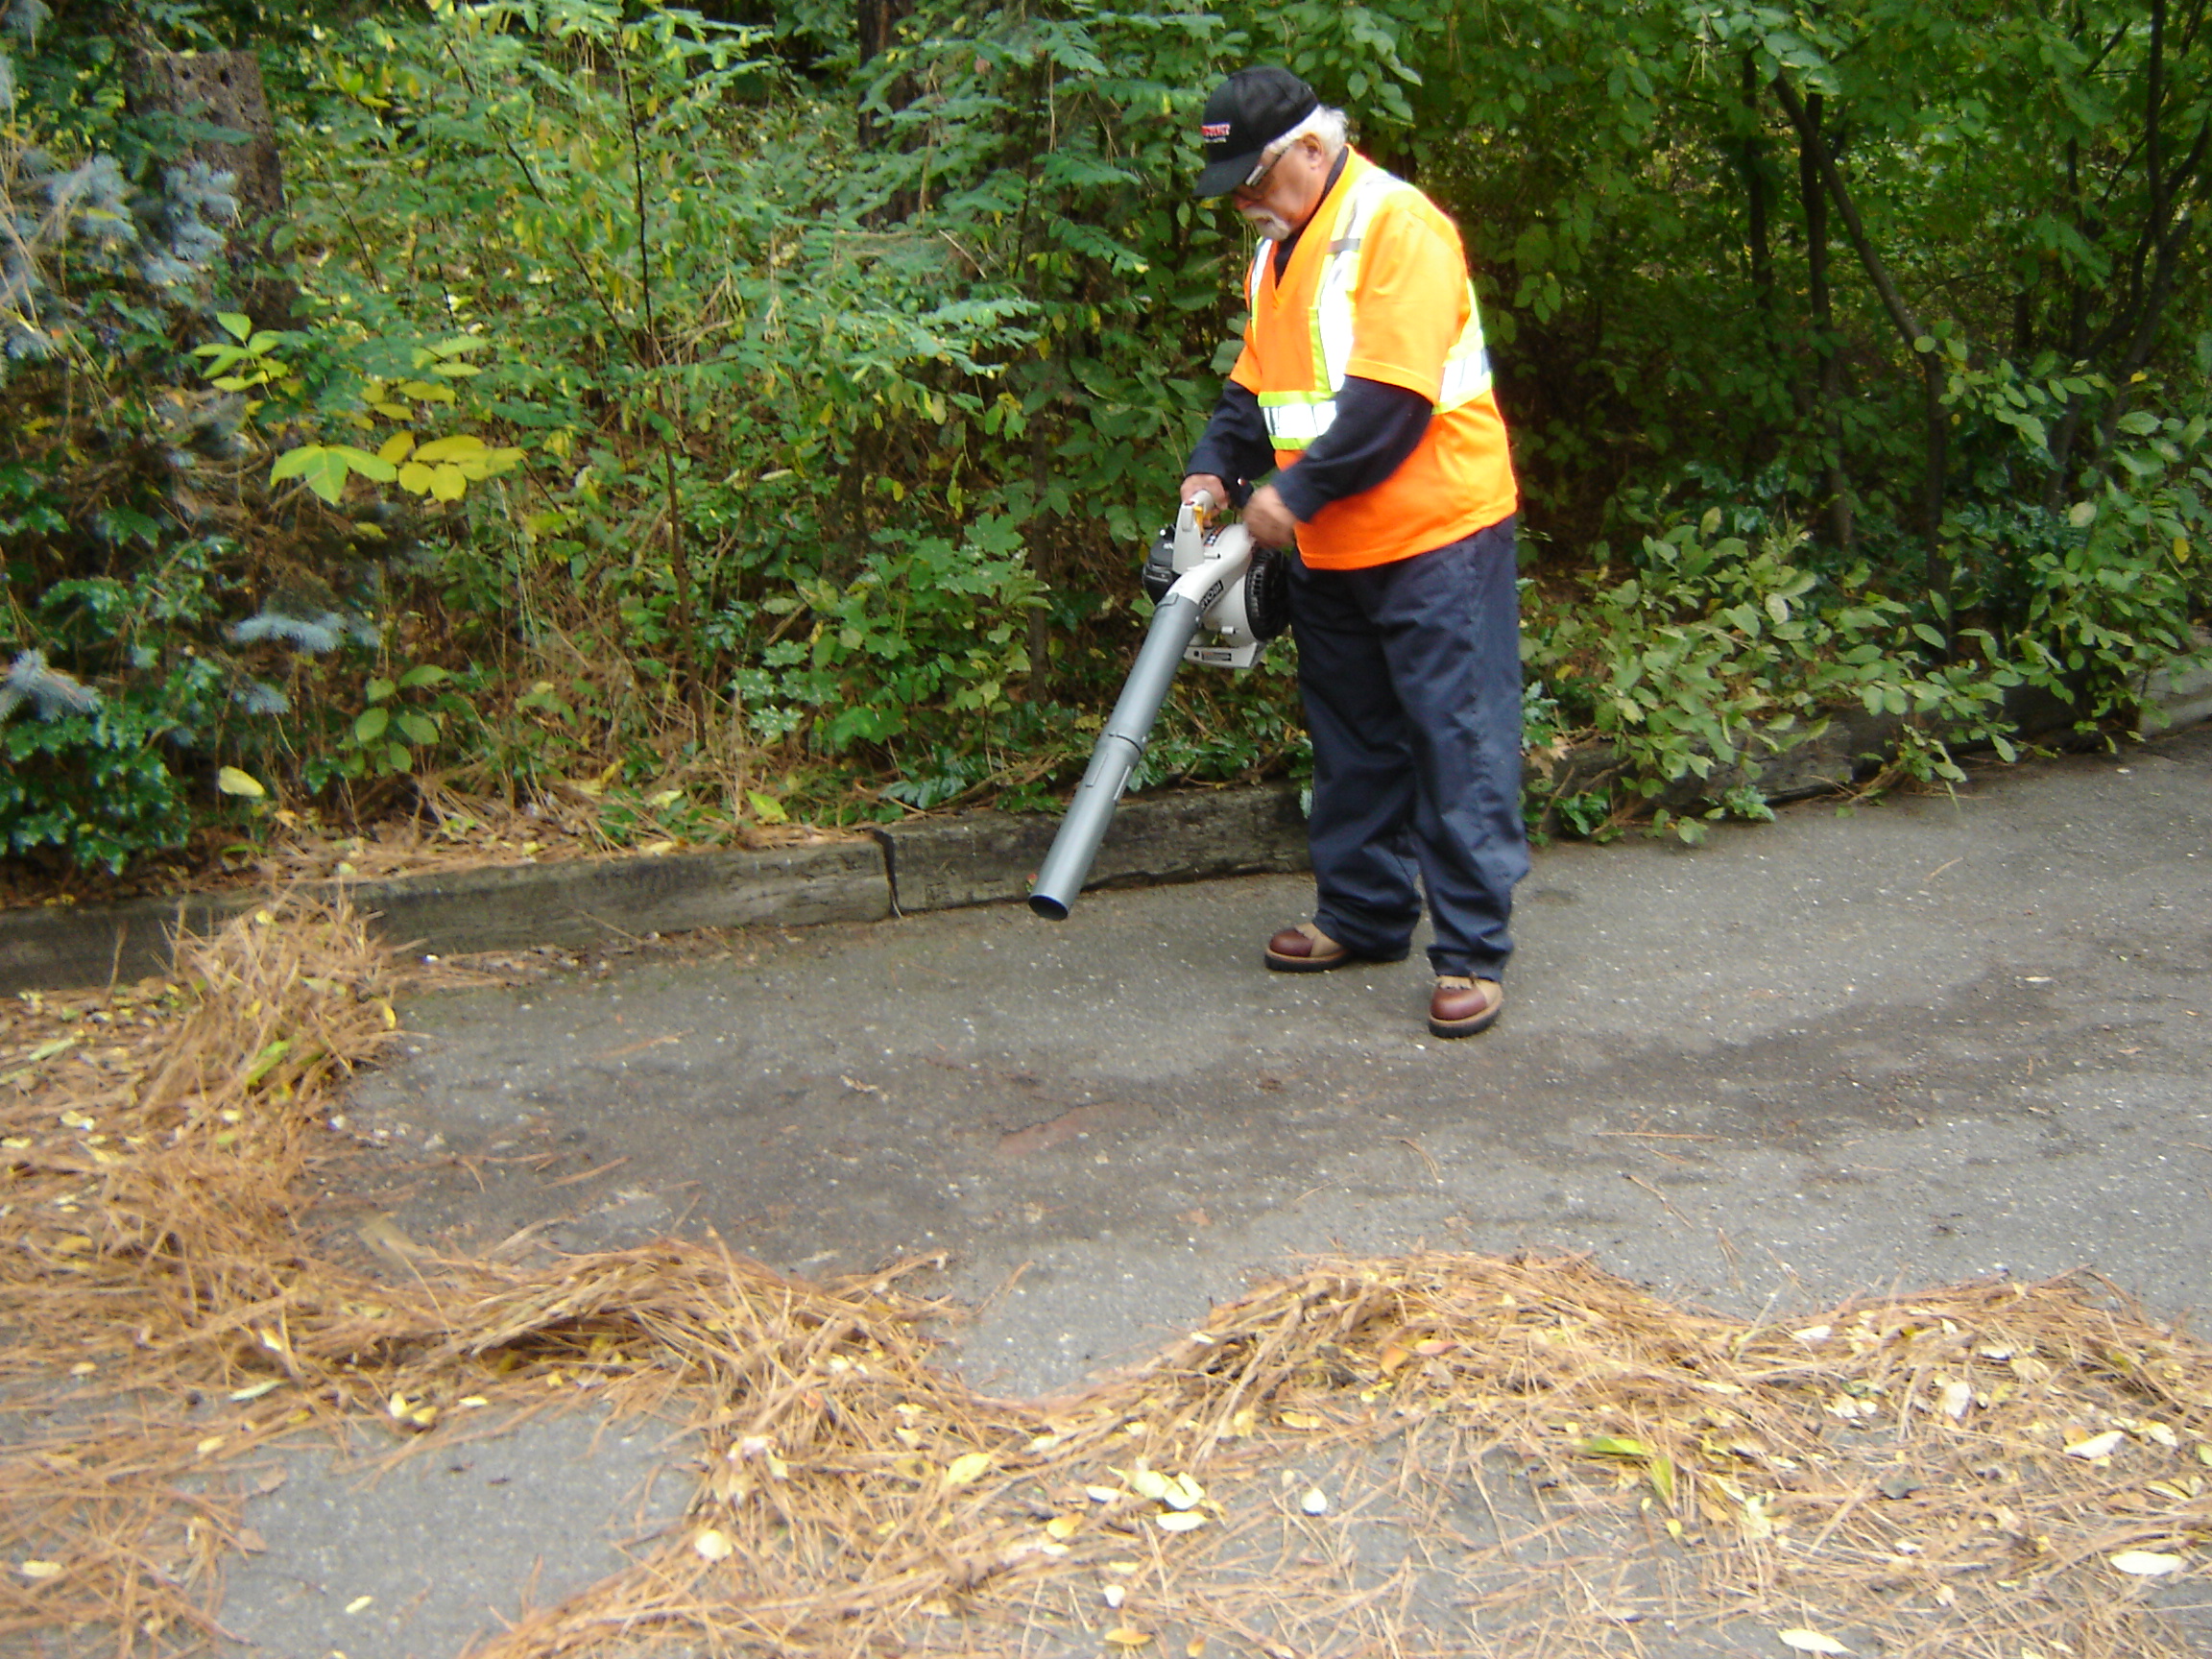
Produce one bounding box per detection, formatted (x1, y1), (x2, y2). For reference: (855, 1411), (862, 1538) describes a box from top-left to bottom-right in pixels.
(1027, 592), (1205, 919)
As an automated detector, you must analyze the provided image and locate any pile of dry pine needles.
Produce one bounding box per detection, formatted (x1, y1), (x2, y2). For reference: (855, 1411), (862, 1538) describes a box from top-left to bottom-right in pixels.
(3, 899), (2208, 1657)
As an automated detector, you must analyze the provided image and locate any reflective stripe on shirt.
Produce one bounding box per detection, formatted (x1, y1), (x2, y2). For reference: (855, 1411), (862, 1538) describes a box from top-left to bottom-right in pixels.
(1248, 167), (1493, 452)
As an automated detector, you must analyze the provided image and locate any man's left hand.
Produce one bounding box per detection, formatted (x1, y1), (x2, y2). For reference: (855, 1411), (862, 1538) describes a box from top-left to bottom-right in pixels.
(1242, 483), (1299, 548)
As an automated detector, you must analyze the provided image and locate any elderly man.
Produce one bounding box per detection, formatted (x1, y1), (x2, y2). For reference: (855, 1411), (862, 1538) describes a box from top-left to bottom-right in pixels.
(1181, 65), (1526, 1038)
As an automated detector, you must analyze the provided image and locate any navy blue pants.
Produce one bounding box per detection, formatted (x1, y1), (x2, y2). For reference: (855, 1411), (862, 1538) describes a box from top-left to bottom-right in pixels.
(1290, 516), (1527, 978)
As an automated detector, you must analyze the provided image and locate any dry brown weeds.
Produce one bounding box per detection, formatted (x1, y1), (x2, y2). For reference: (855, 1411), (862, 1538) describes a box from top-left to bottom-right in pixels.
(3, 901), (2208, 1658)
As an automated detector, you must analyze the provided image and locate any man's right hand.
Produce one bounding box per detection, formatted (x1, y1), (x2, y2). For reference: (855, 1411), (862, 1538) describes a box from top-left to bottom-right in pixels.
(1180, 473), (1230, 513)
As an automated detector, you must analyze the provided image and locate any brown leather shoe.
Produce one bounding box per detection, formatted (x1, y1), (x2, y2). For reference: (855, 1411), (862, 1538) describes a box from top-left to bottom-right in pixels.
(1429, 975), (1503, 1038)
(1264, 923), (1355, 973)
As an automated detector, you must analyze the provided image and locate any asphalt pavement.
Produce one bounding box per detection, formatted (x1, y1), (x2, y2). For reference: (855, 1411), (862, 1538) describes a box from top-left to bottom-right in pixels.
(220, 720), (2212, 1659)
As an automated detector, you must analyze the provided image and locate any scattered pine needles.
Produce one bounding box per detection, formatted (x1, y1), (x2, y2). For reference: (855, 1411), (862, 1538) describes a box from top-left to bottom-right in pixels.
(3, 901), (2208, 1657)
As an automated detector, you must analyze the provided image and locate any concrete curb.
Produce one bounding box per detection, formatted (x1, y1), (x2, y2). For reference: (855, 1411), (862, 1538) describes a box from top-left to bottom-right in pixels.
(878, 781), (1310, 913)
(0, 786), (1315, 995)
(2143, 645), (2212, 733)
(0, 843), (892, 996)
(6, 657), (2206, 995)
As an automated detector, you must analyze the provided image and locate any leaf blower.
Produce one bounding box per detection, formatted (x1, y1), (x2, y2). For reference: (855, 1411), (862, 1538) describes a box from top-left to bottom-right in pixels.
(1028, 493), (1290, 920)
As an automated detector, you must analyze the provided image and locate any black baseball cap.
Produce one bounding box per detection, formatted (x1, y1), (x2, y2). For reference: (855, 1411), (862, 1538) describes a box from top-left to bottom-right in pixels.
(1194, 66), (1319, 199)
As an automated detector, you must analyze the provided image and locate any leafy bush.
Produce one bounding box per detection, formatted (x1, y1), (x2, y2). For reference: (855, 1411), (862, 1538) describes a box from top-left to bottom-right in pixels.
(5, 0), (2208, 881)
(0, 38), (271, 870)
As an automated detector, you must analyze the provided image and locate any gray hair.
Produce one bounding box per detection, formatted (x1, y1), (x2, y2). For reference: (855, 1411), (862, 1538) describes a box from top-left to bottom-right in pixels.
(1269, 105), (1350, 165)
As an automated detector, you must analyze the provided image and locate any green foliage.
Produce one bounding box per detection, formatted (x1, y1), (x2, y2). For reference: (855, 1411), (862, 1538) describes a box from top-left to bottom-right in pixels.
(271, 0), (1261, 816)
(323, 662), (461, 781)
(1523, 504), (2023, 835)
(0, 96), (247, 869)
(1, 689), (200, 872)
(1954, 382), (2212, 725)
(744, 520), (1044, 755)
(6, 0), (2209, 879)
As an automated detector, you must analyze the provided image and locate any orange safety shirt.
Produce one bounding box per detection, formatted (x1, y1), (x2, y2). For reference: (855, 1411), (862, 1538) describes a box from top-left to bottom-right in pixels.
(1228, 151), (1517, 570)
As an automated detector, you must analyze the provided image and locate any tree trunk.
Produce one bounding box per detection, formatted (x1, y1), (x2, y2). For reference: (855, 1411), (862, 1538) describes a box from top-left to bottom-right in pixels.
(1774, 73), (1943, 600)
(2087, 0), (2209, 469)
(1743, 56), (1774, 331)
(1795, 89), (1853, 556)
(125, 49), (295, 326)
(855, 0), (913, 153)
(1739, 54), (1785, 477)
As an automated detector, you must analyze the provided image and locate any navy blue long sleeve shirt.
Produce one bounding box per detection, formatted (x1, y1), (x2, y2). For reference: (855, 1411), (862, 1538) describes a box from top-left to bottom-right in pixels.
(1185, 375), (1434, 522)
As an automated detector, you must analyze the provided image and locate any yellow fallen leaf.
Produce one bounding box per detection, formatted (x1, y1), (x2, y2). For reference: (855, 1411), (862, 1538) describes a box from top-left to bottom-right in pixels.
(345, 1595), (373, 1614)
(1939, 1380), (1972, 1420)
(1301, 1488), (1329, 1515)
(2145, 1421), (2178, 1448)
(1740, 1495), (1776, 1542)
(217, 766), (266, 799)
(1162, 1472), (1205, 1510)
(1045, 1515), (1080, 1540)
(195, 1436), (225, 1457)
(1581, 1433), (1650, 1458)
(1280, 1408), (1323, 1430)
(693, 1527), (733, 1562)
(1085, 1485), (1120, 1503)
(2066, 1431), (2125, 1460)
(1154, 1511), (1207, 1532)
(229, 1380), (281, 1403)
(1777, 1630), (1851, 1655)
(68, 1362), (95, 1377)
(1125, 1467), (1170, 1502)
(2111, 1551), (2184, 1576)
(944, 1452), (992, 1486)
(1104, 1630), (1153, 1647)
(18, 1561), (63, 1580)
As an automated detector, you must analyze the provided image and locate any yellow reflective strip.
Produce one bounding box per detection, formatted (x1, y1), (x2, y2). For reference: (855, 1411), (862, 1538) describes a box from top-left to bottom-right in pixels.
(1310, 168), (1402, 391)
